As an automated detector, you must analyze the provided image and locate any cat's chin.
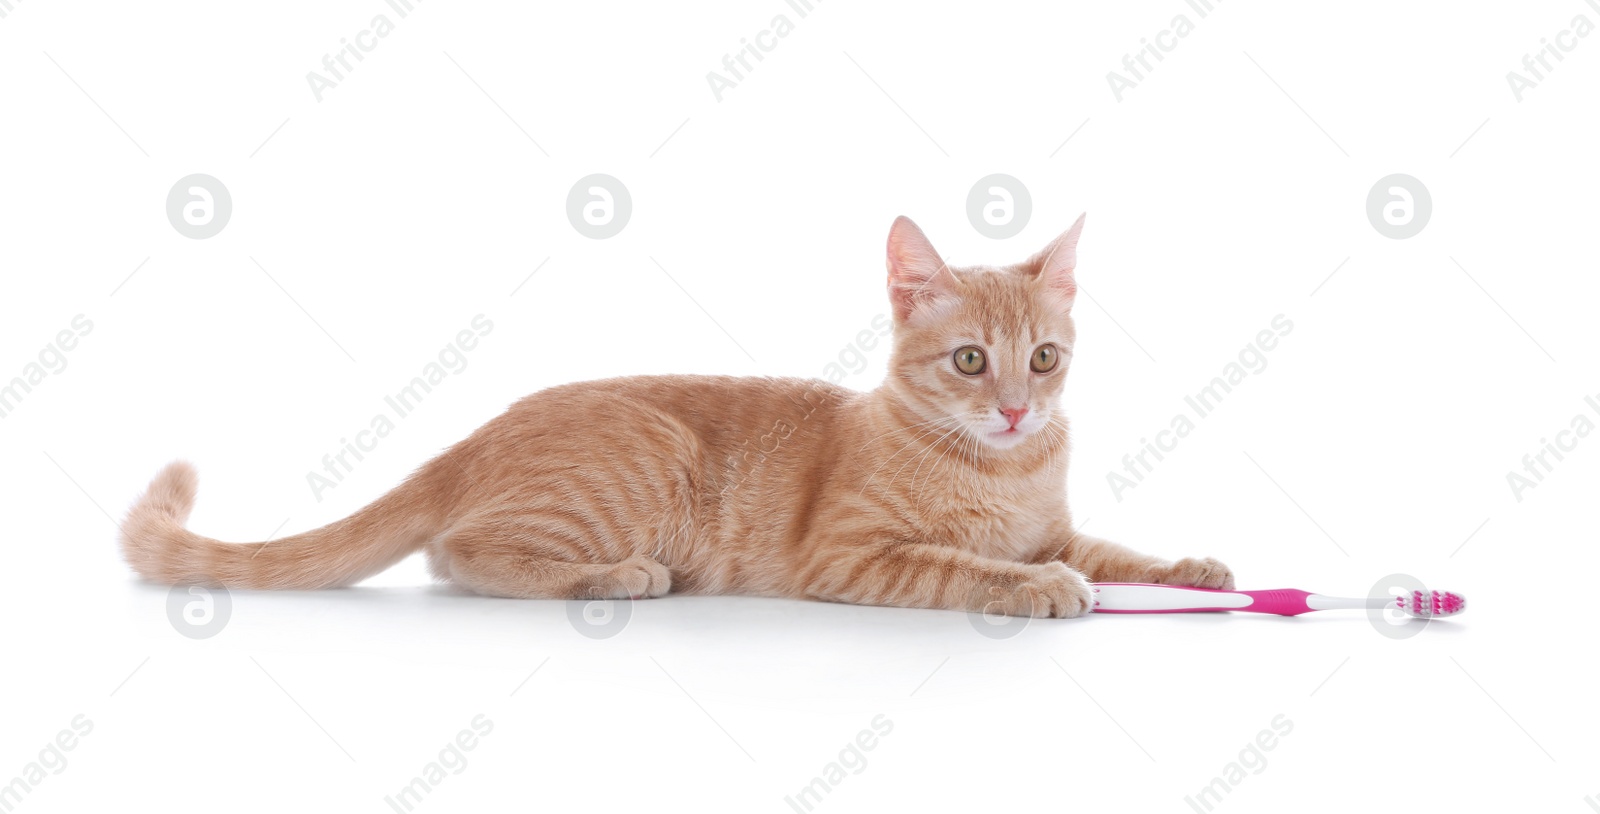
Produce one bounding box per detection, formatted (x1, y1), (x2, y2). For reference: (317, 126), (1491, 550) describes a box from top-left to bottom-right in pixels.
(979, 428), (1033, 450)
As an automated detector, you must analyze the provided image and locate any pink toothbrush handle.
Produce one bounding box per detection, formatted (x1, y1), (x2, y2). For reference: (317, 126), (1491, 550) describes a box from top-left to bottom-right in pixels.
(1092, 583), (1316, 616)
(1230, 589), (1315, 615)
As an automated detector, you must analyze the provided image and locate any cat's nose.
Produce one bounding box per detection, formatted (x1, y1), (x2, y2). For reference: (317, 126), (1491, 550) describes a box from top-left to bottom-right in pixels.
(999, 406), (1029, 428)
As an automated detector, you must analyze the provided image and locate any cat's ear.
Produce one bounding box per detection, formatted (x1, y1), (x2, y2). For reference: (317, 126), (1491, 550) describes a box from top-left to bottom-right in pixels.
(1030, 213), (1086, 308)
(886, 216), (958, 322)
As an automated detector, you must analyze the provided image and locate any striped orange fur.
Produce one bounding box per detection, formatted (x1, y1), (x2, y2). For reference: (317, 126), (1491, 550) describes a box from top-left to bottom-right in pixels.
(120, 215), (1233, 616)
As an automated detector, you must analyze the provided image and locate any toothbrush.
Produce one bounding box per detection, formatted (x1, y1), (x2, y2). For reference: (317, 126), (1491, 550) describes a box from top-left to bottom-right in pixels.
(1089, 583), (1467, 618)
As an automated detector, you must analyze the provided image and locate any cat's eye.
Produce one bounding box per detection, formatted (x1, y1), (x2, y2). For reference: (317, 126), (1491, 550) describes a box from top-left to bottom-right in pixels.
(1030, 344), (1060, 373)
(953, 346), (987, 375)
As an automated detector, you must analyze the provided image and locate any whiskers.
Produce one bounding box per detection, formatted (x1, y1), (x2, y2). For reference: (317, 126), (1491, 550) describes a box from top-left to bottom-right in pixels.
(856, 414), (965, 497)
(858, 410), (986, 499)
(851, 413), (955, 457)
(855, 407), (1071, 507)
(1035, 417), (1071, 478)
(910, 416), (983, 505)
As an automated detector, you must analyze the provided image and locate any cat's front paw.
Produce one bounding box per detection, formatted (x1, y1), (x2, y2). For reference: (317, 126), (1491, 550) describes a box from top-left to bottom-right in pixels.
(1155, 557), (1235, 590)
(992, 563), (1094, 618)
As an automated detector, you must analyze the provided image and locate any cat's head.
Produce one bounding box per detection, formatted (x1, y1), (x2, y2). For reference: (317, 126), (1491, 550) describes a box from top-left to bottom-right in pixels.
(882, 215), (1085, 452)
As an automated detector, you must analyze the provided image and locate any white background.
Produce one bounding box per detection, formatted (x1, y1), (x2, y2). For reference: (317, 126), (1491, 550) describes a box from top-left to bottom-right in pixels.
(2, 0), (1596, 811)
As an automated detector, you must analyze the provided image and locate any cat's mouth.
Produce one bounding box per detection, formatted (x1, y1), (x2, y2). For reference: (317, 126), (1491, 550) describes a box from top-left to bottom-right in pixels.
(981, 426), (1032, 449)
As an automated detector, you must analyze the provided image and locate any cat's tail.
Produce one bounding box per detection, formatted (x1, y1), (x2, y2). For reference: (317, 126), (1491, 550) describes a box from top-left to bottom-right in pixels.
(119, 460), (447, 589)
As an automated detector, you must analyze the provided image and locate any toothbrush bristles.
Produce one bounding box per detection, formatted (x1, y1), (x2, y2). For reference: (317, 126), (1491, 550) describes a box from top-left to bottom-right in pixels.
(1396, 589), (1466, 618)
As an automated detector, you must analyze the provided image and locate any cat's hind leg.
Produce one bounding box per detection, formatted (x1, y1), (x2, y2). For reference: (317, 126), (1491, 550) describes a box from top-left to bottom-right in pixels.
(431, 514), (672, 600)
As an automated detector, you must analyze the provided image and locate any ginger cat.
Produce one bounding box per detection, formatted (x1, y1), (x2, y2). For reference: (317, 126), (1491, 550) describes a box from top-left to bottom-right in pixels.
(120, 215), (1233, 617)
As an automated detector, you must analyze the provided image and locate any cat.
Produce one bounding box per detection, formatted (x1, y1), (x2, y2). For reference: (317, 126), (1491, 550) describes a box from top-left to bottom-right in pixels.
(120, 214), (1233, 617)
